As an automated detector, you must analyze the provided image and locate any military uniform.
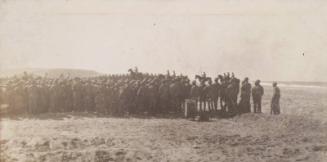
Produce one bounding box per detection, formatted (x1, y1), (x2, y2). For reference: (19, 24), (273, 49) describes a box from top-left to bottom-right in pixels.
(95, 85), (106, 114)
(239, 80), (251, 113)
(72, 80), (84, 112)
(252, 82), (264, 113)
(158, 81), (170, 113)
(271, 85), (280, 115)
(208, 82), (220, 111)
(85, 83), (95, 113)
(27, 84), (39, 114)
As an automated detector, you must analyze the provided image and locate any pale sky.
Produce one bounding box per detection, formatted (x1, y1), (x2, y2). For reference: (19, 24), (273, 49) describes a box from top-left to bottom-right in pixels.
(1, 0), (327, 81)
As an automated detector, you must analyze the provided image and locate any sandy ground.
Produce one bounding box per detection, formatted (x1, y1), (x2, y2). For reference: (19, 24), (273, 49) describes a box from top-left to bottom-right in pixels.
(1, 86), (327, 162)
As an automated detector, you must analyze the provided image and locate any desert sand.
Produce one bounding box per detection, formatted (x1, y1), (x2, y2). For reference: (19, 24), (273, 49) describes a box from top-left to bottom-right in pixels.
(1, 86), (327, 162)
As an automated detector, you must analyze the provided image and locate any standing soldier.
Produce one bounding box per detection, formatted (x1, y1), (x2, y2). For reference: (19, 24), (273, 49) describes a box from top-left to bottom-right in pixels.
(126, 81), (138, 114)
(136, 82), (143, 113)
(169, 79), (183, 112)
(147, 82), (158, 114)
(198, 80), (209, 112)
(158, 80), (170, 113)
(85, 81), (95, 113)
(38, 82), (48, 113)
(104, 83), (114, 114)
(49, 82), (55, 113)
(72, 78), (83, 112)
(238, 77), (251, 113)
(149, 81), (160, 114)
(219, 75), (228, 113)
(271, 82), (281, 115)
(206, 79), (214, 112)
(190, 80), (200, 110)
(252, 80), (264, 113)
(49, 81), (60, 113)
(180, 79), (191, 111)
(110, 83), (120, 115)
(27, 81), (39, 114)
(60, 80), (67, 112)
(64, 80), (73, 112)
(208, 78), (220, 111)
(13, 82), (25, 114)
(123, 81), (134, 114)
(226, 80), (238, 115)
(95, 84), (106, 114)
(230, 74), (240, 105)
(136, 82), (149, 113)
(7, 82), (16, 114)
(57, 81), (66, 112)
(118, 83), (130, 115)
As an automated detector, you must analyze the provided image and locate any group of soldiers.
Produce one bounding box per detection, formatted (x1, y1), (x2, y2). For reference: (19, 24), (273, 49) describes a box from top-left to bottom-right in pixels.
(189, 72), (265, 116)
(0, 69), (190, 115)
(0, 68), (279, 116)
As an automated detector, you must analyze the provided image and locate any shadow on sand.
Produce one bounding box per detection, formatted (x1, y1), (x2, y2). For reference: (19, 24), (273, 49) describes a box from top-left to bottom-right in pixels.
(0, 110), (234, 121)
(0, 111), (188, 121)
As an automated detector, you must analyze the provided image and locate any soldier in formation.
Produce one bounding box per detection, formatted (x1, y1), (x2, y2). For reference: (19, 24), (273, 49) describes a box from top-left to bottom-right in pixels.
(0, 70), (188, 116)
(0, 69), (272, 117)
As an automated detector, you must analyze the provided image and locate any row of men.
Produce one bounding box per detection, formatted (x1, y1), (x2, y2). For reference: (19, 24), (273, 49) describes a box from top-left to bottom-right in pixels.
(0, 71), (191, 115)
(0, 70), (280, 116)
(189, 74), (265, 116)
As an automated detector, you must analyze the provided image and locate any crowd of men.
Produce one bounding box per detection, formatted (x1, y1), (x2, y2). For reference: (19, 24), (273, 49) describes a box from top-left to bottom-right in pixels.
(0, 68), (280, 116)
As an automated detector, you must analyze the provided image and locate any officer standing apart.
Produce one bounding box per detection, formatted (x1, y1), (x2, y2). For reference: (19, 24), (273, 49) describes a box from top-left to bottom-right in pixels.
(271, 82), (281, 115)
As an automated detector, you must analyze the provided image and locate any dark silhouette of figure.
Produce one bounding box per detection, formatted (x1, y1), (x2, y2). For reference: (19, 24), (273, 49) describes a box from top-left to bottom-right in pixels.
(238, 77), (251, 114)
(252, 80), (264, 113)
(271, 82), (281, 115)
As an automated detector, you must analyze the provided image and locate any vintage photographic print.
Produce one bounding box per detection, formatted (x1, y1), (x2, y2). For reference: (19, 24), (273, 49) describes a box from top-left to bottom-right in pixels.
(1, 0), (327, 161)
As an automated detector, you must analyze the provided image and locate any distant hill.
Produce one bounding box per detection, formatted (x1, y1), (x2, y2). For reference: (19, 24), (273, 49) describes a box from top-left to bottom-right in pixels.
(0, 68), (101, 78)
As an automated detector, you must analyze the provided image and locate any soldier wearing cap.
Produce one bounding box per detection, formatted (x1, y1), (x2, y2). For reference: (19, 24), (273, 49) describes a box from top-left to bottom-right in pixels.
(211, 78), (220, 111)
(85, 81), (95, 113)
(252, 80), (264, 113)
(27, 81), (39, 114)
(238, 77), (251, 113)
(95, 84), (106, 114)
(72, 78), (84, 112)
(271, 82), (281, 115)
(158, 79), (170, 113)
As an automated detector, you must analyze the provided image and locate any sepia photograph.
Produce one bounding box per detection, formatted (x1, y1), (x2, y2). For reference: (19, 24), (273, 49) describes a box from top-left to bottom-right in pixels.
(1, 0), (327, 161)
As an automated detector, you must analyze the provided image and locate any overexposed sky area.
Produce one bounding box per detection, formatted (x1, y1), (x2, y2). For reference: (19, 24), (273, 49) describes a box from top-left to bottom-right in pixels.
(1, 0), (327, 81)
